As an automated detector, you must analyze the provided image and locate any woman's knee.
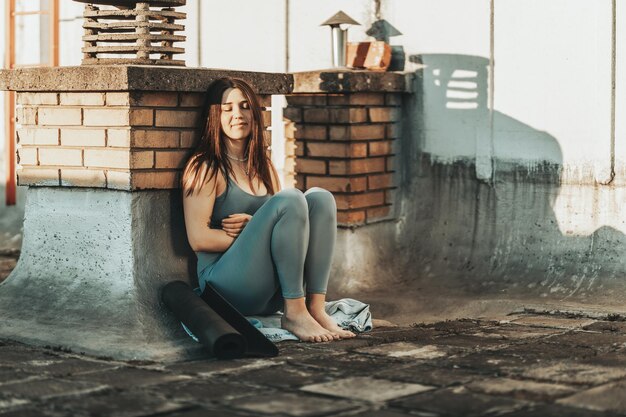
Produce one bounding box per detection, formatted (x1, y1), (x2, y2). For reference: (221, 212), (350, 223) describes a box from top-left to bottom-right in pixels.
(304, 187), (337, 217)
(270, 188), (308, 219)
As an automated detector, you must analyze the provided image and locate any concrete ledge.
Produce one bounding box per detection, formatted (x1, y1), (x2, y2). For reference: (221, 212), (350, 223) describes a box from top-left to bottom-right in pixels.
(292, 69), (414, 94)
(0, 187), (201, 360)
(0, 66), (293, 94)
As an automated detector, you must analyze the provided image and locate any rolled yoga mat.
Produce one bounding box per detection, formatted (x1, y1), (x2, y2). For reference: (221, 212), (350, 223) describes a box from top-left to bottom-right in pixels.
(162, 280), (247, 359)
(200, 283), (279, 358)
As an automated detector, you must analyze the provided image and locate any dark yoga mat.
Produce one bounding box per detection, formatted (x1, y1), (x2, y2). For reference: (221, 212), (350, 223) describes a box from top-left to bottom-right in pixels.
(161, 281), (278, 359)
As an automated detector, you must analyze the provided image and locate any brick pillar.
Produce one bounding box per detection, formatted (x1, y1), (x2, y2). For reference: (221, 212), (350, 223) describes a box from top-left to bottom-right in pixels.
(285, 70), (408, 226)
(15, 91), (272, 190)
(0, 66), (290, 360)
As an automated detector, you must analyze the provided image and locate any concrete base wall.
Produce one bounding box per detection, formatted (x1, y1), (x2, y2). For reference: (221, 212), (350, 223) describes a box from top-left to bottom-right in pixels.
(0, 188), (201, 360)
(0, 186), (25, 252)
(329, 152), (626, 324)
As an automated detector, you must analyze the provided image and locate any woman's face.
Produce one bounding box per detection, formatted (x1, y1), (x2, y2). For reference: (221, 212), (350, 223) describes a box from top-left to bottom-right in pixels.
(220, 87), (252, 141)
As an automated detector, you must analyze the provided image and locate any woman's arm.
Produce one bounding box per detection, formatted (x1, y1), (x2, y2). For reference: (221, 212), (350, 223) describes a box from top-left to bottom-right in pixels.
(182, 165), (235, 252)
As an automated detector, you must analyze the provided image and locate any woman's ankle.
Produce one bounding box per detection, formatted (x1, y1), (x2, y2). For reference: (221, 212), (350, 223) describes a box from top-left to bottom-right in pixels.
(306, 293), (327, 315)
(283, 296), (308, 318)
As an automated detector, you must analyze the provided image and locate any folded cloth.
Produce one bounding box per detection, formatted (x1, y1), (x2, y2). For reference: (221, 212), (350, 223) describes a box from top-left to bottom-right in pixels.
(181, 296), (373, 343)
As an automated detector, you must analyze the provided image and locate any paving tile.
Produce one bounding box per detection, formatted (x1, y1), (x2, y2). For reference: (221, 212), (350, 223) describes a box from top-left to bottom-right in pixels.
(0, 367), (37, 384)
(467, 324), (563, 341)
(374, 364), (483, 387)
(509, 315), (596, 330)
(151, 378), (269, 403)
(159, 407), (253, 417)
(232, 392), (358, 416)
(0, 378), (107, 400)
(164, 358), (284, 377)
(0, 346), (61, 366)
(19, 357), (116, 377)
(0, 407), (70, 417)
(466, 377), (578, 401)
(522, 362), (626, 386)
(347, 409), (423, 417)
(541, 331), (626, 352)
(354, 342), (449, 360)
(230, 363), (335, 389)
(420, 319), (497, 333)
(68, 367), (190, 389)
(289, 353), (407, 376)
(0, 399), (30, 413)
(367, 327), (442, 344)
(300, 376), (434, 402)
(557, 380), (626, 413)
(390, 386), (525, 417)
(499, 403), (623, 417)
(430, 334), (512, 351)
(49, 390), (190, 417)
(493, 339), (597, 361)
(583, 321), (626, 333)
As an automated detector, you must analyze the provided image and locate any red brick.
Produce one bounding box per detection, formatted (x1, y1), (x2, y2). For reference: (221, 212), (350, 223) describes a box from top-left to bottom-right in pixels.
(327, 95), (350, 106)
(283, 107), (302, 123)
(155, 110), (198, 128)
(386, 155), (395, 171)
(329, 157), (386, 175)
(287, 95), (327, 106)
(294, 125), (327, 140)
(306, 176), (367, 192)
(295, 144), (305, 157)
(130, 92), (179, 107)
(385, 93), (402, 106)
(295, 174), (306, 191)
(330, 108), (367, 124)
(350, 124), (386, 140)
(349, 93), (385, 105)
(295, 158), (326, 174)
(132, 130), (180, 148)
(155, 150), (191, 169)
(180, 130), (199, 148)
(306, 142), (367, 158)
(132, 170), (179, 189)
(366, 205), (391, 221)
(368, 140), (394, 156)
(179, 93), (204, 107)
(369, 107), (401, 123)
(303, 108), (330, 123)
(262, 111), (272, 127)
(386, 123), (401, 139)
(335, 191), (385, 209)
(368, 173), (394, 190)
(337, 210), (366, 225)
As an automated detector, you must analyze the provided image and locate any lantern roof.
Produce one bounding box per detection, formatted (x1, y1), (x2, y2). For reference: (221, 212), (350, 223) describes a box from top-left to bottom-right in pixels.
(320, 11), (360, 27)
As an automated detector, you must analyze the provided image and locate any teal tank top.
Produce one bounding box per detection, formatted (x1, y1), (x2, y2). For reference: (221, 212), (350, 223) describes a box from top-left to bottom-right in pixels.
(196, 175), (272, 272)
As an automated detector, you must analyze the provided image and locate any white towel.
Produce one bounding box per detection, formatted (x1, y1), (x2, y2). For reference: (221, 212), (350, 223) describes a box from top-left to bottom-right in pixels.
(182, 298), (373, 343)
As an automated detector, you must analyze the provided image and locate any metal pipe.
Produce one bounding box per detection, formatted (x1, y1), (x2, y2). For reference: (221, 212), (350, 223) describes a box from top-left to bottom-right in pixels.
(330, 26), (347, 67)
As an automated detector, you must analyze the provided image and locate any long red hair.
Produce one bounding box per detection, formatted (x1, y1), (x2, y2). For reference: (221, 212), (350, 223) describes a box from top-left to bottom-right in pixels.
(182, 78), (275, 196)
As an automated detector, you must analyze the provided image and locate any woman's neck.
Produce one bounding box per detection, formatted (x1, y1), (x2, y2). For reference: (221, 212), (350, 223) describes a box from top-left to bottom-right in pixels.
(224, 138), (247, 160)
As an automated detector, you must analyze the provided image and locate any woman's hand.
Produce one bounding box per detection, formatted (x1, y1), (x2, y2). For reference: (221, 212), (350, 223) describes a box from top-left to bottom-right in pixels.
(222, 213), (252, 238)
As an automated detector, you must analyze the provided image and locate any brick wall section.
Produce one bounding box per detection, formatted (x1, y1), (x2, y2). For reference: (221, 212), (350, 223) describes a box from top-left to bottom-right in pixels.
(15, 92), (273, 190)
(285, 92), (400, 226)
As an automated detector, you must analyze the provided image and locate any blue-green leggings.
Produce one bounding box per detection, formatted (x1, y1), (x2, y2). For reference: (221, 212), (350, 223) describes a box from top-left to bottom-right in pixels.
(199, 188), (337, 315)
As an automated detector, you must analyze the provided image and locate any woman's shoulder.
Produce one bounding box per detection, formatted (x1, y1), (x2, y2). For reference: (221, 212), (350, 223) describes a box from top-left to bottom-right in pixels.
(183, 155), (225, 196)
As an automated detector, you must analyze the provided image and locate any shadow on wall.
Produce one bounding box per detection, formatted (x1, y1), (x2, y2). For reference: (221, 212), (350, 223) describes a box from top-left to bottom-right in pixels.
(390, 53), (626, 304)
(0, 186), (24, 252)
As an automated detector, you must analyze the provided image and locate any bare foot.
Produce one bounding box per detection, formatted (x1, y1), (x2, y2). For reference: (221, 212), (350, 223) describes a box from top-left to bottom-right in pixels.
(281, 312), (336, 343)
(310, 310), (356, 339)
